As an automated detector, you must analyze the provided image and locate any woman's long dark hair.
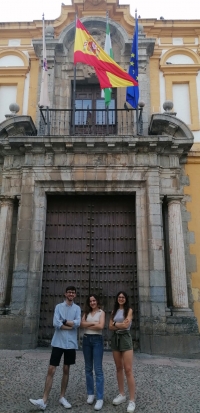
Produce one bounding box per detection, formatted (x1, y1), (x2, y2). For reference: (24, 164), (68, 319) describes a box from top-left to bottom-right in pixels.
(112, 291), (130, 320)
(84, 294), (101, 320)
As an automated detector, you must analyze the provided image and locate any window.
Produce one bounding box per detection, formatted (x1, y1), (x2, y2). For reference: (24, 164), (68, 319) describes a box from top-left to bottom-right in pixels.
(0, 85), (17, 123)
(96, 99), (115, 125)
(75, 99), (92, 125)
(73, 83), (117, 134)
(172, 83), (191, 125)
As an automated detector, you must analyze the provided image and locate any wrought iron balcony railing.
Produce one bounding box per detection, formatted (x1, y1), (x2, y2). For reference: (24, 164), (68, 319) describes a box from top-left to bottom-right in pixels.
(39, 107), (143, 136)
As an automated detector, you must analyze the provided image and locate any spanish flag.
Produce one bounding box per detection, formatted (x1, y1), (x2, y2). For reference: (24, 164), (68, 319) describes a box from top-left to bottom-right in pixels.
(74, 19), (138, 90)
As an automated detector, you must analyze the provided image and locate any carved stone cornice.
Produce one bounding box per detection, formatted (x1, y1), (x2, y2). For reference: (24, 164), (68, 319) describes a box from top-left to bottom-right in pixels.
(0, 116), (37, 140)
(0, 195), (15, 207)
(160, 64), (200, 76)
(149, 113), (194, 142)
(0, 67), (29, 78)
(32, 39), (60, 60)
(0, 134), (192, 162)
(166, 195), (184, 202)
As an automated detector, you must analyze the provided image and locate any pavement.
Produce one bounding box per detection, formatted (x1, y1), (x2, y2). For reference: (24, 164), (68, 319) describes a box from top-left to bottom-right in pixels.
(0, 349), (200, 413)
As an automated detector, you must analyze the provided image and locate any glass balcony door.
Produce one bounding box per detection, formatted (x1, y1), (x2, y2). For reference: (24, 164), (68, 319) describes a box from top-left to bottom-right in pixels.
(73, 83), (116, 135)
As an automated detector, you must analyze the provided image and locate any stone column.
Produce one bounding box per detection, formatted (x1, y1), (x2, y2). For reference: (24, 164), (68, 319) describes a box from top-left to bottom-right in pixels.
(168, 199), (189, 308)
(0, 196), (14, 306)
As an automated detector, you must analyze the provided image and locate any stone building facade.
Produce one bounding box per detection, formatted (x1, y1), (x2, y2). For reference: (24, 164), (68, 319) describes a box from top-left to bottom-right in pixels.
(0, 0), (200, 356)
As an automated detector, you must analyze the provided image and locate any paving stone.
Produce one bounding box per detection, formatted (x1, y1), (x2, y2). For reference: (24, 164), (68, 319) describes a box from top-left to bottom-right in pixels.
(0, 349), (200, 413)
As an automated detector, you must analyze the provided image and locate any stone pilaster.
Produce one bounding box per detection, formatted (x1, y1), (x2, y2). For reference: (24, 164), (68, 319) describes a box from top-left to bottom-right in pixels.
(0, 196), (14, 306)
(146, 169), (166, 317)
(168, 199), (189, 308)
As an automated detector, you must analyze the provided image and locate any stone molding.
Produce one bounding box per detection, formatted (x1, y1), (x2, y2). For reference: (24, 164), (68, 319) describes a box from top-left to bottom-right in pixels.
(3, 134), (192, 152)
(0, 48), (29, 66)
(161, 65), (200, 76)
(0, 195), (15, 207)
(160, 47), (200, 66)
(0, 116), (37, 139)
(149, 113), (194, 141)
(0, 134), (192, 173)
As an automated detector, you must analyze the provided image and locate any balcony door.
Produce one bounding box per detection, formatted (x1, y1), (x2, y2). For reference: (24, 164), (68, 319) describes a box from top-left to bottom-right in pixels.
(73, 83), (116, 135)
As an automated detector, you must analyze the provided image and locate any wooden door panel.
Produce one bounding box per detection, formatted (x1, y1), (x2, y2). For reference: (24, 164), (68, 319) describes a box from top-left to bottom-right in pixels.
(39, 195), (139, 348)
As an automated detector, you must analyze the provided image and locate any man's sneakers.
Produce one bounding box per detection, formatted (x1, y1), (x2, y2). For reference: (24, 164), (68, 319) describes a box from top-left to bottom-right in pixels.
(127, 401), (136, 412)
(29, 397), (72, 410)
(113, 393), (126, 405)
(87, 395), (95, 404)
(94, 400), (103, 410)
(59, 397), (72, 409)
(29, 398), (47, 410)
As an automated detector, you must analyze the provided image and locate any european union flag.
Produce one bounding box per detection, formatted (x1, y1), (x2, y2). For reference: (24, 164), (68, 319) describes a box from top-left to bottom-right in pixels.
(126, 16), (139, 108)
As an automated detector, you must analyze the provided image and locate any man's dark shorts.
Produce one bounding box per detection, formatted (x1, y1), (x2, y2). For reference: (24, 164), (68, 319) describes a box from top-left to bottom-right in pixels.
(50, 347), (76, 366)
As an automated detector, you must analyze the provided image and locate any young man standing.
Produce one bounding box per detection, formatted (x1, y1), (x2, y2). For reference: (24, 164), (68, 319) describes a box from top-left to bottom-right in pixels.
(29, 285), (81, 410)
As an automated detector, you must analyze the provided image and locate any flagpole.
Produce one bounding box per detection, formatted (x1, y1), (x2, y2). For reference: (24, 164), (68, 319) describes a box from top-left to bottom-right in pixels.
(72, 66), (76, 136)
(72, 14), (77, 136)
(105, 11), (109, 135)
(106, 9), (109, 99)
(135, 9), (139, 135)
(43, 13), (50, 135)
(106, 12), (109, 135)
(47, 106), (50, 135)
(40, 13), (50, 135)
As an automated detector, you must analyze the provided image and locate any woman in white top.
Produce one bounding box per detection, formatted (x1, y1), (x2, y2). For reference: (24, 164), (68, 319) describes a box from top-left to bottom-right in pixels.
(81, 294), (105, 411)
(109, 291), (136, 413)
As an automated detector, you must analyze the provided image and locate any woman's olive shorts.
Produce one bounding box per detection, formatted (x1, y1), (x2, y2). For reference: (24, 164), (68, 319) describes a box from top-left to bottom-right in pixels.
(111, 331), (133, 352)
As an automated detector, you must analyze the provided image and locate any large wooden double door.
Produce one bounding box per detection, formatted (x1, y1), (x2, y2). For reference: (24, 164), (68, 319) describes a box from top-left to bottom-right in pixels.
(39, 195), (139, 348)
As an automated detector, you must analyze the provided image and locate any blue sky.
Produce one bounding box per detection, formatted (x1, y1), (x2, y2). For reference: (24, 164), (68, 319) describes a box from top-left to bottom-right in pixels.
(0, 0), (199, 22)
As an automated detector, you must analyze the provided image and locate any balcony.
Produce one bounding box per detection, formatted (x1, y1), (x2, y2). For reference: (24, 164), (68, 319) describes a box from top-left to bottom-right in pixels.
(39, 107), (144, 136)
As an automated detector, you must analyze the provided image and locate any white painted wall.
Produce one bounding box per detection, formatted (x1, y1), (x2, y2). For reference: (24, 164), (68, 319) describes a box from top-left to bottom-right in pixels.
(172, 38), (183, 45)
(166, 54), (194, 64)
(21, 51), (30, 116)
(196, 72), (200, 120)
(22, 71), (30, 116)
(172, 83), (191, 125)
(0, 55), (24, 67)
(8, 39), (21, 46)
(0, 85), (17, 122)
(193, 131), (200, 142)
(159, 71), (166, 112)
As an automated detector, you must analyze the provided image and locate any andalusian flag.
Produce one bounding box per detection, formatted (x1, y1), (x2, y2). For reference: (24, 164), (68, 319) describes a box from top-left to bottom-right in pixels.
(74, 19), (138, 90)
(101, 16), (113, 106)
